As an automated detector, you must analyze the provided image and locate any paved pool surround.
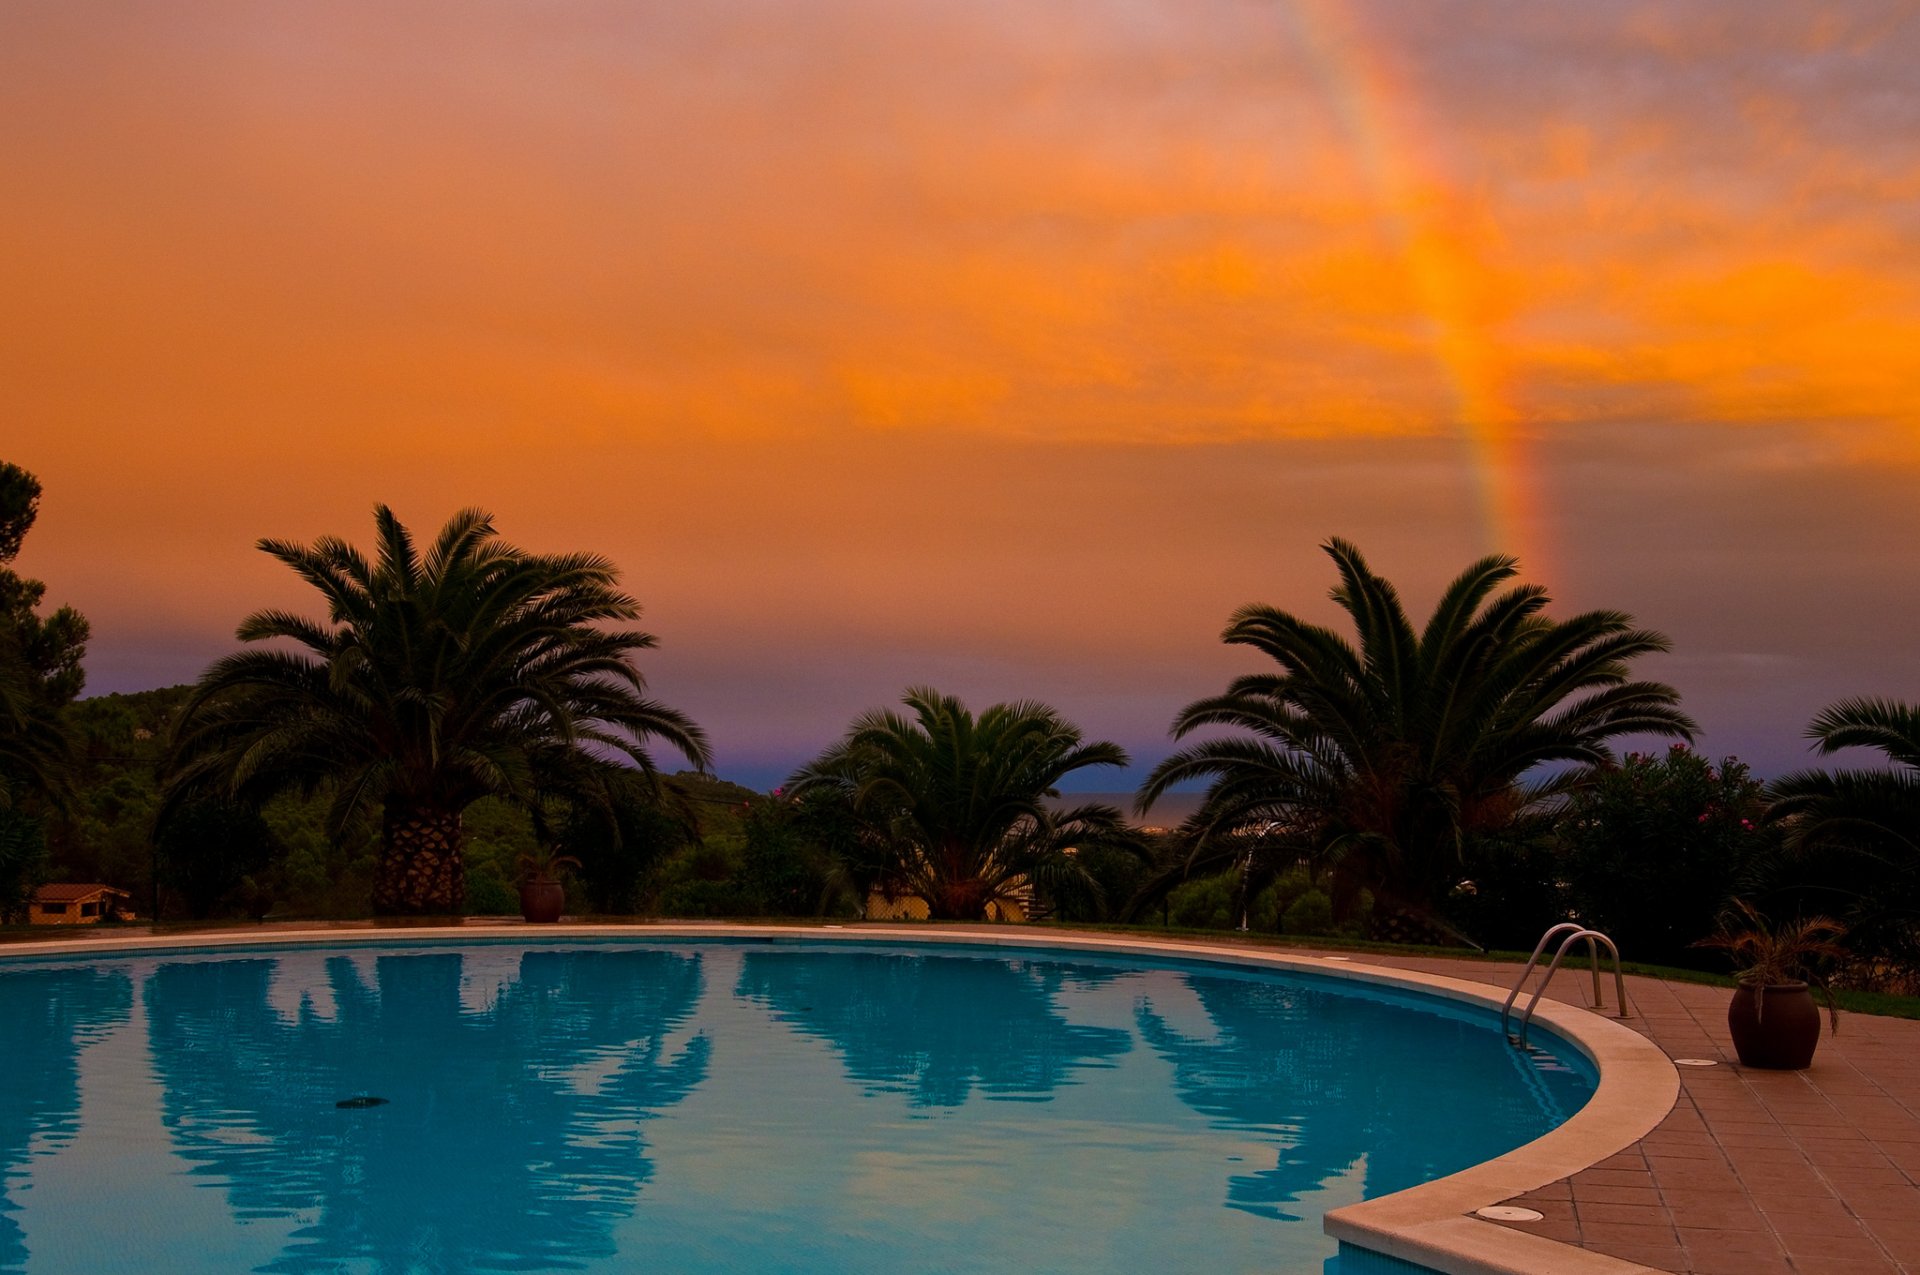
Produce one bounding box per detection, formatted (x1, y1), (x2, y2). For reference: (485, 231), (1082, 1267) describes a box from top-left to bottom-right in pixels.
(0, 923), (1682, 1275)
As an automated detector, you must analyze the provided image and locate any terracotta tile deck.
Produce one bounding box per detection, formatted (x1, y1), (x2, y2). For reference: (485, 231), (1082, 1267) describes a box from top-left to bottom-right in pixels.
(1360, 952), (1920, 1275)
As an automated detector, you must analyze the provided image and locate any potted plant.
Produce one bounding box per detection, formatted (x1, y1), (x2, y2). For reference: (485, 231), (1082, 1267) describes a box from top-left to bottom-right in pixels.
(1696, 900), (1846, 1070)
(516, 845), (581, 924)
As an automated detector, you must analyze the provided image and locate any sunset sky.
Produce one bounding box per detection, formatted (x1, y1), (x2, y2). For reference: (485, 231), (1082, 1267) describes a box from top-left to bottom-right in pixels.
(5, 0), (1918, 790)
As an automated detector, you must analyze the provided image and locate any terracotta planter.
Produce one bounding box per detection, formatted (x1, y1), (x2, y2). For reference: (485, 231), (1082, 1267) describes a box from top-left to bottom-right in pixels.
(1727, 981), (1822, 1069)
(518, 879), (566, 924)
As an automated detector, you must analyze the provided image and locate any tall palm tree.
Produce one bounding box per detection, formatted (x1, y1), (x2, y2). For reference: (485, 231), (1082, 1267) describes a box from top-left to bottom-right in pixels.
(1138, 538), (1693, 923)
(1769, 697), (1920, 968)
(167, 506), (711, 914)
(789, 687), (1138, 921)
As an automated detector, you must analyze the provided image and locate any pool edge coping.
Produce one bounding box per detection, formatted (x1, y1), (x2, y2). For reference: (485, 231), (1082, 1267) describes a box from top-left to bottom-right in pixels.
(0, 922), (1681, 1275)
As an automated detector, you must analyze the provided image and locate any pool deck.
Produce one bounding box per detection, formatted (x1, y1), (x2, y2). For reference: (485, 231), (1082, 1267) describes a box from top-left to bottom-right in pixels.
(6, 920), (1916, 1275)
(1351, 949), (1920, 1275)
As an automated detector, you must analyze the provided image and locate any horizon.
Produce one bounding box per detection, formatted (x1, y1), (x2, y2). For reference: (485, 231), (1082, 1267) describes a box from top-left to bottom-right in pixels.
(7, 2), (1918, 792)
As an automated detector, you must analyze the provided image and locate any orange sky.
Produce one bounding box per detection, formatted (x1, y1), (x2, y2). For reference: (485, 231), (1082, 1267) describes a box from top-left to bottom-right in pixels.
(4, 0), (1918, 786)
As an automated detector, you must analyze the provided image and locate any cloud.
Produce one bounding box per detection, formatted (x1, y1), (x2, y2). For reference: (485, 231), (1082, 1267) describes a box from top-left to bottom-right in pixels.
(4, 0), (1917, 784)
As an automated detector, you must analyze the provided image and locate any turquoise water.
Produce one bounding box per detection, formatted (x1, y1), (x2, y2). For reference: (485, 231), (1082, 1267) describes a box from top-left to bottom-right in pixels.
(0, 940), (1592, 1274)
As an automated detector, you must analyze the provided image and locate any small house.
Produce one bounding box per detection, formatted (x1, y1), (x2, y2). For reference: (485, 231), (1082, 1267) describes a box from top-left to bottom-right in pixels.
(30, 884), (134, 926)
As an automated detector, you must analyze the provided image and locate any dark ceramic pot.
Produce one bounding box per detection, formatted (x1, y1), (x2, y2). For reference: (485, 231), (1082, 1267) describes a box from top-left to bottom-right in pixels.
(1727, 981), (1821, 1069)
(518, 879), (566, 924)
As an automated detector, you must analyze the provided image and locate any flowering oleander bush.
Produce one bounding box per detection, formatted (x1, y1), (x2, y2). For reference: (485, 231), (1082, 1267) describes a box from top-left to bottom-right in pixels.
(1560, 745), (1774, 966)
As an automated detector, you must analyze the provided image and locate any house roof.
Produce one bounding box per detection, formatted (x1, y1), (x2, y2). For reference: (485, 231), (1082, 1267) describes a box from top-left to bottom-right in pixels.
(33, 883), (132, 903)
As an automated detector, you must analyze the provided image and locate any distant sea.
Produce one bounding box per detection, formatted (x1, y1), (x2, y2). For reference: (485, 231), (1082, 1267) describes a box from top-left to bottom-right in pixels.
(1049, 790), (1205, 829)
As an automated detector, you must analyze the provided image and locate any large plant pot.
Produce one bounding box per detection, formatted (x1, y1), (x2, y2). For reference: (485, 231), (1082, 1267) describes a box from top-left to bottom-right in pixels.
(518, 879), (566, 924)
(1727, 981), (1821, 1069)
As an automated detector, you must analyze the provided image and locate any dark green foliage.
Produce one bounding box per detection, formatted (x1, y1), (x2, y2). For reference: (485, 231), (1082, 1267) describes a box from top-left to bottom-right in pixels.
(0, 807), (48, 924)
(166, 505), (710, 913)
(738, 798), (841, 916)
(655, 837), (759, 917)
(1769, 698), (1920, 980)
(567, 779), (698, 915)
(1166, 872), (1276, 931)
(0, 462), (86, 809)
(1121, 825), (1291, 925)
(459, 797), (543, 914)
(791, 687), (1142, 921)
(46, 688), (187, 905)
(1140, 538), (1693, 934)
(1560, 746), (1772, 967)
(1449, 825), (1568, 951)
(0, 463), (87, 709)
(463, 847), (521, 917)
(1045, 839), (1156, 923)
(53, 686), (384, 920)
(1281, 888), (1335, 936)
(0, 464), (36, 564)
(154, 798), (283, 919)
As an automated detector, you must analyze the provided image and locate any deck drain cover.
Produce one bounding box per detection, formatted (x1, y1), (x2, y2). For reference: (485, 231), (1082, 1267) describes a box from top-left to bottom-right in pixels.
(1475, 1206), (1543, 1222)
(1673, 1058), (1720, 1067)
(1322, 956), (1352, 962)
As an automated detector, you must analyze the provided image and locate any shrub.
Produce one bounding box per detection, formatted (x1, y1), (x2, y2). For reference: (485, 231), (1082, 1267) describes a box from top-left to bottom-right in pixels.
(1281, 888), (1335, 936)
(567, 784), (696, 915)
(1560, 746), (1773, 967)
(464, 859), (519, 917)
(1449, 829), (1566, 951)
(1166, 872), (1235, 929)
(1166, 871), (1277, 931)
(154, 798), (282, 919)
(1045, 842), (1154, 923)
(740, 798), (843, 916)
(657, 876), (760, 918)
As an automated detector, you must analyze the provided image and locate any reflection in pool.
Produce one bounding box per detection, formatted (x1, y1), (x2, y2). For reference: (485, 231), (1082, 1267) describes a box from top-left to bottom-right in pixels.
(0, 967), (131, 1269)
(0, 941), (1591, 1274)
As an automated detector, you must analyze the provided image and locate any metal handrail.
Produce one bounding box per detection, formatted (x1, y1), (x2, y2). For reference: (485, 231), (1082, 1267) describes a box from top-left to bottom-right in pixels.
(1512, 928), (1631, 1048)
(1499, 922), (1589, 1037)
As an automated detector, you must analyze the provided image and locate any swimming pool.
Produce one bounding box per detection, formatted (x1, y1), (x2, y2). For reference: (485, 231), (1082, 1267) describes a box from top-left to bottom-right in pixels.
(0, 934), (1599, 1274)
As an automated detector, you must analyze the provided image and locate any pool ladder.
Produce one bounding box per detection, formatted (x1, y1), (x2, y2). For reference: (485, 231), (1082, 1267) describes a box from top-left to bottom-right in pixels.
(1501, 923), (1631, 1048)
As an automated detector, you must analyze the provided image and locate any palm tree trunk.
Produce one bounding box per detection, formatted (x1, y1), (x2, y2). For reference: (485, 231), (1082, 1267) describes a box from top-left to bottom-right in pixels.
(927, 877), (990, 921)
(374, 805), (465, 914)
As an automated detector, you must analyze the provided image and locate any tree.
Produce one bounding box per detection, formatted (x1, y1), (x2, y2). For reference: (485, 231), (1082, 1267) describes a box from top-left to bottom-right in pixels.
(1559, 746), (1772, 966)
(0, 807), (48, 925)
(0, 463), (89, 710)
(0, 462), (86, 917)
(1769, 698), (1920, 976)
(564, 771), (700, 915)
(736, 792), (863, 917)
(1139, 538), (1694, 932)
(789, 687), (1141, 921)
(0, 652), (70, 813)
(154, 797), (284, 919)
(166, 506), (711, 914)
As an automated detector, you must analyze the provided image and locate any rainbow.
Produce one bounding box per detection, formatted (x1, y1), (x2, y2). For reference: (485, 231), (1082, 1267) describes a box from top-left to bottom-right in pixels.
(1280, 0), (1552, 582)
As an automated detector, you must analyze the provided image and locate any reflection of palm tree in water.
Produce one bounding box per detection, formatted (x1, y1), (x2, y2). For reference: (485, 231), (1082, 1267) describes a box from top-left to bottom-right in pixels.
(737, 951), (1130, 1107)
(143, 948), (709, 1274)
(0, 967), (132, 1269)
(1137, 976), (1577, 1219)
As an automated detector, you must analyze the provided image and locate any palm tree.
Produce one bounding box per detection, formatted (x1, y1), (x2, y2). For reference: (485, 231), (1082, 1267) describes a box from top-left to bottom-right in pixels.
(1769, 697), (1920, 969)
(788, 687), (1139, 921)
(1137, 538), (1693, 925)
(167, 506), (711, 914)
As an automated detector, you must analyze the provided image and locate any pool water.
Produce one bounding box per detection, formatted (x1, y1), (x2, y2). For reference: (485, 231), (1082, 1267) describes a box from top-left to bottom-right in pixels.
(0, 940), (1592, 1274)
